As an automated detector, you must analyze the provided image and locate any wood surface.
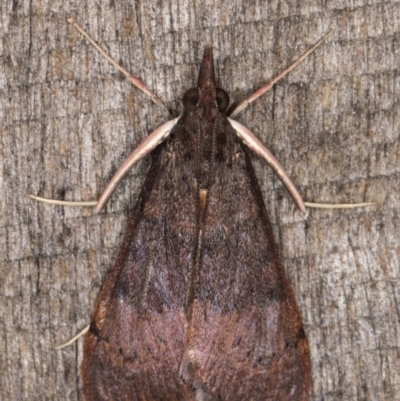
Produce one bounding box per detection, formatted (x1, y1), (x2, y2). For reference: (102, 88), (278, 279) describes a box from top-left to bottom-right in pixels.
(1, 1), (399, 400)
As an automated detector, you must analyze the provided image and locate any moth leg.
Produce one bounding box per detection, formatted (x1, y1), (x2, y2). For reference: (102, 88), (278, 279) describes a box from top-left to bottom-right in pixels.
(305, 202), (376, 209)
(228, 119), (375, 212)
(228, 118), (306, 213)
(29, 118), (179, 211)
(94, 117), (179, 212)
(29, 198), (375, 213)
(28, 195), (97, 207)
(229, 31), (333, 118)
(54, 325), (90, 350)
(68, 18), (170, 115)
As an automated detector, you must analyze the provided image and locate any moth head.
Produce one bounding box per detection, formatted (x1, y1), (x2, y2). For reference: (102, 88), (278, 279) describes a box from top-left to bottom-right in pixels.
(182, 87), (229, 113)
(182, 46), (230, 114)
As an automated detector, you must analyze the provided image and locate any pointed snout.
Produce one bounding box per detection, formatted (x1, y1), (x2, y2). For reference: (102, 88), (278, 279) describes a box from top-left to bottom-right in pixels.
(197, 46), (216, 90)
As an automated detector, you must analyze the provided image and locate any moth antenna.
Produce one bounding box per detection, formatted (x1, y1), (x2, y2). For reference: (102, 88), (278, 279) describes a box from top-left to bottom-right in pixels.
(95, 117), (179, 212)
(229, 31), (333, 118)
(54, 325), (90, 350)
(28, 194), (97, 207)
(228, 118), (306, 213)
(68, 18), (171, 116)
(305, 202), (376, 209)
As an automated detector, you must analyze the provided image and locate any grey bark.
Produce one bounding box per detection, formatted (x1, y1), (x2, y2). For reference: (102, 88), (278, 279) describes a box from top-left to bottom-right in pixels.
(1, 1), (399, 400)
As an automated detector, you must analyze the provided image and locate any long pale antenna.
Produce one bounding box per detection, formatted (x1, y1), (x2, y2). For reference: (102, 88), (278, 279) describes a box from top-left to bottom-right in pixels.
(230, 31), (333, 118)
(68, 18), (170, 115)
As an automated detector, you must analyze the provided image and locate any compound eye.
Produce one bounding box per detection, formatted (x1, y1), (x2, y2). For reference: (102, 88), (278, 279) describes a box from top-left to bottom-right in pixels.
(183, 87), (199, 111)
(216, 88), (229, 112)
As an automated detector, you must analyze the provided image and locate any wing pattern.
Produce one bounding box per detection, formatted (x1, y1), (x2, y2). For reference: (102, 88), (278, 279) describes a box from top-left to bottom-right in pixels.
(50, 31), (317, 399)
(82, 115), (309, 401)
(82, 120), (198, 400)
(180, 116), (310, 400)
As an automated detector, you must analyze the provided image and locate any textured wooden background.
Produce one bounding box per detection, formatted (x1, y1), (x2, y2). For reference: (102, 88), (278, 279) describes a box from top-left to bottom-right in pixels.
(1, 1), (399, 400)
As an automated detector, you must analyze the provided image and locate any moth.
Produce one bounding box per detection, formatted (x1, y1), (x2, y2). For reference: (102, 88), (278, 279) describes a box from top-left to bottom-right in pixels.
(32, 20), (335, 401)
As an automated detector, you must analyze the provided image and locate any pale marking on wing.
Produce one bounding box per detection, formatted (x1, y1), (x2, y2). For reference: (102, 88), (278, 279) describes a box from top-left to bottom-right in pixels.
(199, 189), (208, 222)
(140, 263), (154, 308)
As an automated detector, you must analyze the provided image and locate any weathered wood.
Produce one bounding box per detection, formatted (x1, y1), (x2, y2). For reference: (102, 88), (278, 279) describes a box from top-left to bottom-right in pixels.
(1, 1), (399, 400)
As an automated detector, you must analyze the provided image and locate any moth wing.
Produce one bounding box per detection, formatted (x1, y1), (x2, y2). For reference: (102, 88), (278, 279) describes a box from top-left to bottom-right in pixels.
(181, 119), (310, 401)
(82, 122), (196, 401)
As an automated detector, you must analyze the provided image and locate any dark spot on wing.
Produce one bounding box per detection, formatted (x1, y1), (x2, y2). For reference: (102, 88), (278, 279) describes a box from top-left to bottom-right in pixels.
(297, 327), (306, 340)
(114, 279), (130, 301)
(89, 322), (101, 338)
(285, 328), (307, 350)
(264, 286), (284, 302)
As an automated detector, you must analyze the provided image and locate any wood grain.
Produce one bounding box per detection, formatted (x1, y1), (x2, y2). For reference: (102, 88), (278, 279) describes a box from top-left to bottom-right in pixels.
(1, 1), (399, 400)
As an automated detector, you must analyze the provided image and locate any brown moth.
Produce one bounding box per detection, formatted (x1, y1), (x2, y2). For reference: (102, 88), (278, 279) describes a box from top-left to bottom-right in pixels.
(80, 47), (311, 400)
(37, 20), (333, 400)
